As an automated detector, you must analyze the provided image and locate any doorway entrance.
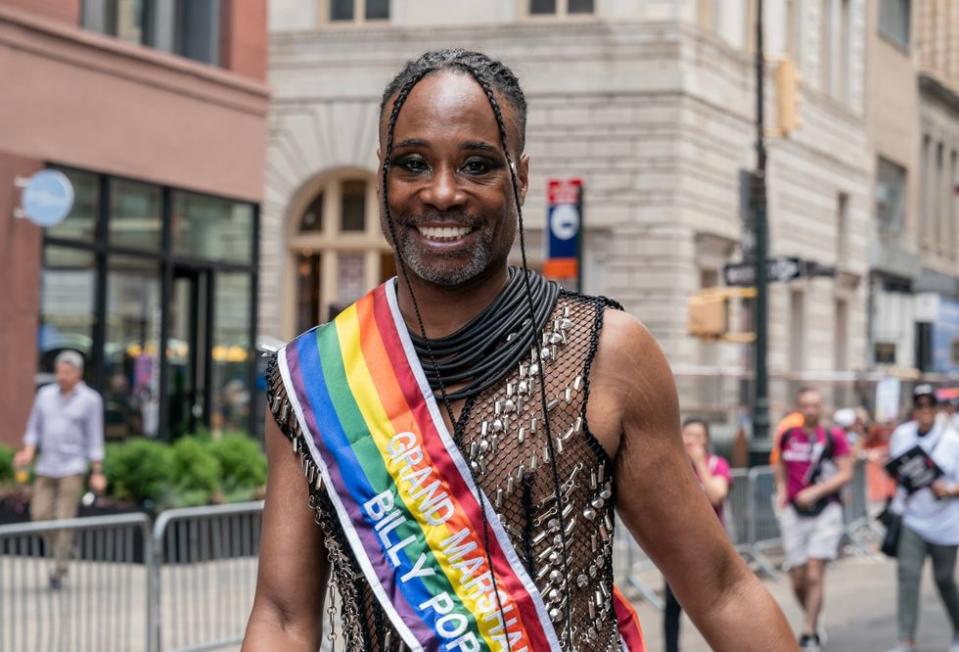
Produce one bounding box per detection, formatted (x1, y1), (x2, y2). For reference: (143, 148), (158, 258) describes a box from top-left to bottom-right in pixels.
(166, 266), (212, 439)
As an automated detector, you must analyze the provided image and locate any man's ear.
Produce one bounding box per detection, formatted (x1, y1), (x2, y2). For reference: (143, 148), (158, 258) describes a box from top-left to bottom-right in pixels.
(517, 153), (530, 205)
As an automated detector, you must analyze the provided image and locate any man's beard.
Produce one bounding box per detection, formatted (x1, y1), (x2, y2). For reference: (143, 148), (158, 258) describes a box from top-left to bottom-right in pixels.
(396, 214), (494, 287)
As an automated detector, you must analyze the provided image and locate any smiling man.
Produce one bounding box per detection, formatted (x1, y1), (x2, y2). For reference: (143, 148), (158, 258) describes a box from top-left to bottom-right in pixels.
(243, 49), (793, 652)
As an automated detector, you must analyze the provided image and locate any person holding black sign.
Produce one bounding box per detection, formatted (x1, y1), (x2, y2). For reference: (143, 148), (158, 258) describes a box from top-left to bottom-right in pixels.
(775, 387), (854, 652)
(886, 385), (959, 652)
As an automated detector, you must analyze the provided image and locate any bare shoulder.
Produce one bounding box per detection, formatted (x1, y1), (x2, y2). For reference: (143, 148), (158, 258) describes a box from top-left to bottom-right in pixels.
(585, 307), (680, 460)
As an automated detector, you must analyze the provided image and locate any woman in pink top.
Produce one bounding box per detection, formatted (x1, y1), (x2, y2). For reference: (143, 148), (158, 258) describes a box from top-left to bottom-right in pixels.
(664, 418), (733, 652)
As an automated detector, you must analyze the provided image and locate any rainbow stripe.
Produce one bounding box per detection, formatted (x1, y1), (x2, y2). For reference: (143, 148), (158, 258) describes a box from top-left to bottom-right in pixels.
(277, 282), (560, 651)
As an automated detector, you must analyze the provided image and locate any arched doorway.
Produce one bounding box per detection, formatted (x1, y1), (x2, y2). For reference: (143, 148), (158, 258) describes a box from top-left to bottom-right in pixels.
(286, 170), (394, 337)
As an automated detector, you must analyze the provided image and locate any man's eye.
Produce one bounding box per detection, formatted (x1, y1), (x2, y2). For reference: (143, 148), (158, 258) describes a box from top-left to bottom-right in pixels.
(394, 156), (428, 173)
(461, 158), (493, 175)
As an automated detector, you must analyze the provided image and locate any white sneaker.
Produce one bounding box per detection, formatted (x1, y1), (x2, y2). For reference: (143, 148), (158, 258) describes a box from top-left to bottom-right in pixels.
(949, 640), (959, 652)
(885, 646), (914, 652)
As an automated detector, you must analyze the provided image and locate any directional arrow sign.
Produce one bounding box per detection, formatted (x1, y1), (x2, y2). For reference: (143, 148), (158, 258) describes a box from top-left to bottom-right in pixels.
(723, 256), (804, 287)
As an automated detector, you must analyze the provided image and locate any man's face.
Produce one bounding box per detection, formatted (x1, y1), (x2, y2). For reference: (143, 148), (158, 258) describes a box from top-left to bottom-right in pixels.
(378, 70), (529, 288)
(914, 398), (937, 430)
(56, 361), (82, 392)
(798, 390), (822, 427)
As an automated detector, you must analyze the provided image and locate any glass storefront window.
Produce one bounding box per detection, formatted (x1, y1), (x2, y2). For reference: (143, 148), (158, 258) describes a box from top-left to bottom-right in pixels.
(46, 169), (99, 242)
(38, 247), (96, 383)
(172, 192), (254, 264)
(110, 179), (162, 250)
(104, 256), (161, 440)
(211, 273), (252, 434)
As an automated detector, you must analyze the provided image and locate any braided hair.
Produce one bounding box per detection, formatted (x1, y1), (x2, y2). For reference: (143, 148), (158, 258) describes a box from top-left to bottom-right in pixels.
(380, 49), (574, 648)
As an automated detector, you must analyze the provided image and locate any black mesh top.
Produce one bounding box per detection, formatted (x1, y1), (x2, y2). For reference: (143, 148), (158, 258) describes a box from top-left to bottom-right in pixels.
(266, 290), (625, 651)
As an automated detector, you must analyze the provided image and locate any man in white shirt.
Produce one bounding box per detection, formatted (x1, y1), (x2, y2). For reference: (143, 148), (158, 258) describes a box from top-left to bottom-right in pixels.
(14, 350), (106, 589)
(887, 385), (959, 652)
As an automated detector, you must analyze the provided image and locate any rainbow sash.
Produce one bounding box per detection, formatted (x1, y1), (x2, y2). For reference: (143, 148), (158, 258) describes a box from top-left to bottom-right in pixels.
(277, 281), (646, 651)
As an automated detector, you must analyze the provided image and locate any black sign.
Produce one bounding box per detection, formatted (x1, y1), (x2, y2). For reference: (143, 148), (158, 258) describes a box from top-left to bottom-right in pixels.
(723, 257), (838, 287)
(724, 256), (802, 286)
(885, 445), (944, 494)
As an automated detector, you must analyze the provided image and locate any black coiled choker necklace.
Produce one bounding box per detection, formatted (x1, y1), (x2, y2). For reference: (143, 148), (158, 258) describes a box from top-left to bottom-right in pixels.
(409, 267), (560, 401)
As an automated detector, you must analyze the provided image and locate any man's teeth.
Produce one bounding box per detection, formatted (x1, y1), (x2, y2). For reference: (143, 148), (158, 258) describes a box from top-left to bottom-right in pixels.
(417, 225), (472, 240)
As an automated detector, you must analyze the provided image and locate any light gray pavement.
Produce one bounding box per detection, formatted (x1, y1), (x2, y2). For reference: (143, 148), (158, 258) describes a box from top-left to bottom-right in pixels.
(633, 554), (956, 652)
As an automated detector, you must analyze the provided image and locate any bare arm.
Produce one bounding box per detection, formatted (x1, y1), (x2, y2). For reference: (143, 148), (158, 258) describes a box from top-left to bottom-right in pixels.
(774, 457), (788, 509)
(242, 417), (330, 651)
(588, 310), (794, 652)
(798, 454), (854, 506)
(693, 458), (730, 507)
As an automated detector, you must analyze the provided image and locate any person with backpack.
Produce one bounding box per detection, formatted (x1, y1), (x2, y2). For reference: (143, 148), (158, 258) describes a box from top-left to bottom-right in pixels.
(886, 385), (959, 652)
(775, 387), (854, 652)
(663, 418), (733, 652)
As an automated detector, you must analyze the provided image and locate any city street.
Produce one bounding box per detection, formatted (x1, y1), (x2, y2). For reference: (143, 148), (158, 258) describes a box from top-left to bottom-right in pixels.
(634, 555), (955, 652)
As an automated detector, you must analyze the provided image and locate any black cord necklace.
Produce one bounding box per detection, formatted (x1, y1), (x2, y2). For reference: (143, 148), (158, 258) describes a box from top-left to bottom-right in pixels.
(409, 267), (560, 401)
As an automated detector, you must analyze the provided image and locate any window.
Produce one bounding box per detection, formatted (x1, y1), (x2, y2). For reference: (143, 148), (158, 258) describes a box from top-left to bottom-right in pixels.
(38, 247), (97, 384)
(340, 180), (366, 232)
(81, 0), (221, 66)
(39, 168), (258, 441)
(211, 272), (253, 433)
(288, 172), (391, 334)
(786, 0), (803, 63)
(876, 157), (907, 235)
(300, 193), (324, 232)
(327, 0), (390, 23)
(820, 0), (833, 93)
(697, 0), (718, 33)
(838, 0), (850, 103)
(172, 192), (254, 264)
(879, 0), (910, 48)
(295, 253), (322, 334)
(528, 0), (594, 16)
(952, 150), (958, 259)
(110, 179), (162, 251)
(874, 342), (897, 365)
(836, 191), (849, 263)
(104, 256), (161, 439)
(47, 169), (99, 243)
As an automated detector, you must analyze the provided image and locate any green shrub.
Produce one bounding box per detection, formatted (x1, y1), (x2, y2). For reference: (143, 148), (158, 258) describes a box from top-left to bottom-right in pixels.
(205, 434), (267, 493)
(103, 439), (174, 505)
(0, 444), (15, 485)
(171, 437), (221, 505)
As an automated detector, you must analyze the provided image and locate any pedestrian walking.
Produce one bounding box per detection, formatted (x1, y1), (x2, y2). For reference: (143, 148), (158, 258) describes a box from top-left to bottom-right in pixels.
(775, 387), (854, 651)
(243, 48), (794, 651)
(663, 418), (732, 652)
(13, 350), (106, 589)
(886, 385), (959, 652)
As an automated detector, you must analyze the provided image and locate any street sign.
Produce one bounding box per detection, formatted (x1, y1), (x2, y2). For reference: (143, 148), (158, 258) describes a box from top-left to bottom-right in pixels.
(723, 256), (803, 286)
(544, 178), (583, 288)
(17, 170), (74, 227)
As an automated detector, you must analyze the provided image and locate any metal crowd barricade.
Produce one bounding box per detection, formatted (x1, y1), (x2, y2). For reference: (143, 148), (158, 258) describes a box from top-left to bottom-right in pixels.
(151, 501), (263, 652)
(842, 459), (882, 554)
(747, 466), (782, 577)
(0, 512), (152, 652)
(612, 517), (663, 611)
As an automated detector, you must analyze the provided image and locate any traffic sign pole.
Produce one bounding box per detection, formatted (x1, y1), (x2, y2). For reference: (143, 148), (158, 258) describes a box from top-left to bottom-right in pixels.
(753, 0), (771, 445)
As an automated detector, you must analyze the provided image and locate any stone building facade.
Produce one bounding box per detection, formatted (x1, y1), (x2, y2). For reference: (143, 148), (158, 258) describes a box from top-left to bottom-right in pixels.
(264, 0), (872, 423)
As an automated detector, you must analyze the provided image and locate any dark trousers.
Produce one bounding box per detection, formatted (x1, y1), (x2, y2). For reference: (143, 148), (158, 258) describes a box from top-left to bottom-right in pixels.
(664, 583), (682, 652)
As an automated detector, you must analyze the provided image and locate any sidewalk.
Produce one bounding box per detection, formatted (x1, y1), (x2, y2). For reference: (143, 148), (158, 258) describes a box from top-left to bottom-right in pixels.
(633, 555), (954, 652)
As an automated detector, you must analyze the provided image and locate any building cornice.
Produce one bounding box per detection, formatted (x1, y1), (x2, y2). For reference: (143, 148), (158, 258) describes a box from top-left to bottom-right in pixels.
(0, 3), (269, 112)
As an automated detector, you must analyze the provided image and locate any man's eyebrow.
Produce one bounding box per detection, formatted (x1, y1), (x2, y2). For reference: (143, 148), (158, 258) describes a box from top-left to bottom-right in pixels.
(393, 138), (429, 149)
(459, 141), (499, 152)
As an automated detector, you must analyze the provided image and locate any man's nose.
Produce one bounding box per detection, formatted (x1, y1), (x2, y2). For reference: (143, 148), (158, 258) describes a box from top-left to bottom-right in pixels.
(420, 166), (464, 210)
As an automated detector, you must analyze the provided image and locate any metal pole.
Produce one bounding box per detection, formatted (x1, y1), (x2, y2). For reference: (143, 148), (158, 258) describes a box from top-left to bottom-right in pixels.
(753, 0), (770, 442)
